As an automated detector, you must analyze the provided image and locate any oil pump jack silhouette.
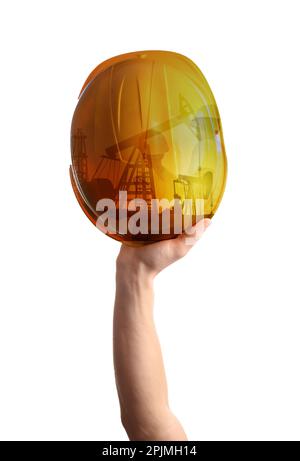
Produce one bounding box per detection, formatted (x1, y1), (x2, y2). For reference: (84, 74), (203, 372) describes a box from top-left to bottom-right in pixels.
(71, 95), (216, 213)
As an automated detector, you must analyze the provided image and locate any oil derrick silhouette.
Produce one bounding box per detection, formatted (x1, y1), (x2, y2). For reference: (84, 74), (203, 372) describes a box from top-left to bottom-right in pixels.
(89, 133), (157, 207)
(71, 128), (88, 182)
(116, 140), (156, 207)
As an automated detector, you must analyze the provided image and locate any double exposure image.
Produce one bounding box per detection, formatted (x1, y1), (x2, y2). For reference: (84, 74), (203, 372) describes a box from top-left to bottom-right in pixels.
(70, 50), (227, 244)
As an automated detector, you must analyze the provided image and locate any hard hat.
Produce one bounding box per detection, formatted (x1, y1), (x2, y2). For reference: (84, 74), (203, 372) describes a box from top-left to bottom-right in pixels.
(70, 50), (227, 245)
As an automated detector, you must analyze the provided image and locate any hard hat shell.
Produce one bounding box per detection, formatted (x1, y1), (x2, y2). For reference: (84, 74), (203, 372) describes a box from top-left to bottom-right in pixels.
(70, 50), (227, 244)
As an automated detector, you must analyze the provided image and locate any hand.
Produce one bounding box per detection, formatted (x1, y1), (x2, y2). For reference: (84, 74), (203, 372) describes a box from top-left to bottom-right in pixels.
(116, 218), (211, 279)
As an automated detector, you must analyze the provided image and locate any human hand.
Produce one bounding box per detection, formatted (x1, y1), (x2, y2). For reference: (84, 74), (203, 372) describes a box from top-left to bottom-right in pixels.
(116, 218), (211, 279)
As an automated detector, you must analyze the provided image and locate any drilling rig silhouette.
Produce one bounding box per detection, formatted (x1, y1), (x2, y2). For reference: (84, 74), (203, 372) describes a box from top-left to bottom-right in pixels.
(71, 96), (216, 215)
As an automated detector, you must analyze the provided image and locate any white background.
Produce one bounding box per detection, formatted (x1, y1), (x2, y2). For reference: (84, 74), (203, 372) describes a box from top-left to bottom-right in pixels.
(0, 0), (299, 441)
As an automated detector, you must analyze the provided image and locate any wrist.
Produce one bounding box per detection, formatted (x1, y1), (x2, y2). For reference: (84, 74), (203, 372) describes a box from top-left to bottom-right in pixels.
(116, 256), (155, 286)
(115, 258), (155, 315)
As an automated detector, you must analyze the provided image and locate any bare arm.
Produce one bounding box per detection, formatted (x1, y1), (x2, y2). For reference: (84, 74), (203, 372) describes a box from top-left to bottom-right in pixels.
(113, 219), (211, 441)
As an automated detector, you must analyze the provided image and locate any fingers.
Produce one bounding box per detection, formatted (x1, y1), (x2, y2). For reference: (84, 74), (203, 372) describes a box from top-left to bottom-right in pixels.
(176, 217), (211, 243)
(169, 218), (211, 259)
(184, 218), (211, 244)
(119, 219), (211, 267)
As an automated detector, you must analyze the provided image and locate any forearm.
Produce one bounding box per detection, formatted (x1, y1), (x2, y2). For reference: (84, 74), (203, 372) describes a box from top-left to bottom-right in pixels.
(113, 259), (187, 441)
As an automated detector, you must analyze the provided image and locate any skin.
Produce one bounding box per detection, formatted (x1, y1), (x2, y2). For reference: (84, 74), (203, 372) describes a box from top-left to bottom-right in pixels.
(113, 218), (211, 441)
